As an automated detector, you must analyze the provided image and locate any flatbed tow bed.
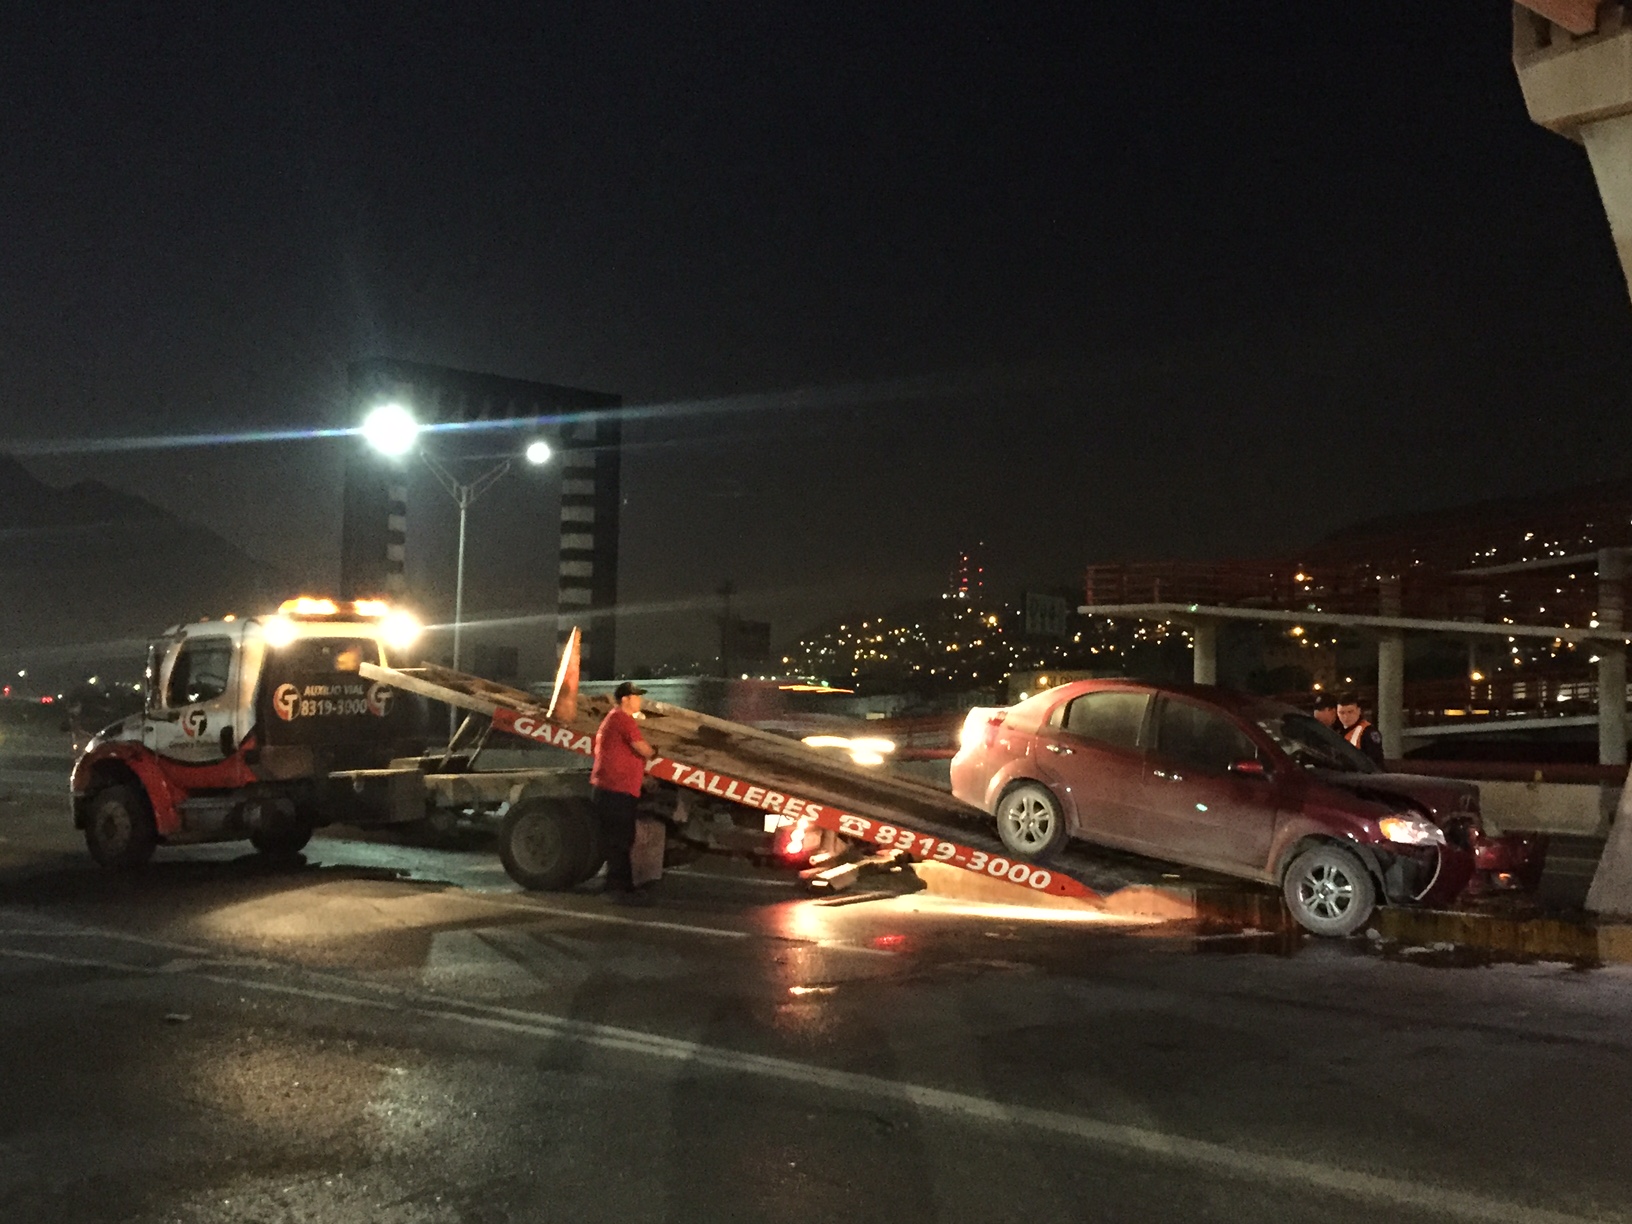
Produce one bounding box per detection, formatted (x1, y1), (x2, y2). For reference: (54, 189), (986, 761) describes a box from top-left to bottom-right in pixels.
(348, 633), (1141, 905)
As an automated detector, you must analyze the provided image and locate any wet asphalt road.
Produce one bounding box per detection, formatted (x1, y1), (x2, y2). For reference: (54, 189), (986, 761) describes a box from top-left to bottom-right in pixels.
(4, 782), (1632, 1224)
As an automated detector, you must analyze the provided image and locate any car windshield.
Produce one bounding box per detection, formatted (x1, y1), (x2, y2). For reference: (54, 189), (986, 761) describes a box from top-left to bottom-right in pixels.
(1254, 709), (1380, 774)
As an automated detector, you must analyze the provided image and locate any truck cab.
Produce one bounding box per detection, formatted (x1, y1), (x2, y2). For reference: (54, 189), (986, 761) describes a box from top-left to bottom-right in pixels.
(72, 598), (426, 868)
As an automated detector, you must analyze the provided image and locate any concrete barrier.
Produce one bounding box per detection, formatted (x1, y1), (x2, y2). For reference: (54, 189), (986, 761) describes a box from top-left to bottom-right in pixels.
(1479, 780), (1622, 837)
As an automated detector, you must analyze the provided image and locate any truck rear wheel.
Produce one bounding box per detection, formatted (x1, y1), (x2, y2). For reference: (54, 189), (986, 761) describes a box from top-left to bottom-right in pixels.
(84, 785), (158, 870)
(499, 798), (596, 891)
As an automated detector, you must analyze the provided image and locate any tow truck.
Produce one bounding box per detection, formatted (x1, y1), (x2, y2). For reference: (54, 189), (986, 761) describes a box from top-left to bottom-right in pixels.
(72, 601), (1116, 909)
(71, 597), (429, 866)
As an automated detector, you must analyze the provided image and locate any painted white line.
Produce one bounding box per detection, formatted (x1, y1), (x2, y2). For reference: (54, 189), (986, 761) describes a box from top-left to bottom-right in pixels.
(470, 896), (753, 940)
(672, 870), (800, 889)
(0, 945), (1607, 1224)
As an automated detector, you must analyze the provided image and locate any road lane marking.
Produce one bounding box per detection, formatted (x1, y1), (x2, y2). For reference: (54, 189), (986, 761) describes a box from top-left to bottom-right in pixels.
(472, 896), (752, 939)
(0, 944), (1610, 1224)
(673, 871), (800, 889)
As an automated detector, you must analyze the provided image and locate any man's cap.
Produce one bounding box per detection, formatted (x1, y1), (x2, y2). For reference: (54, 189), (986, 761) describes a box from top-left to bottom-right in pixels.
(614, 681), (647, 700)
(1312, 692), (1337, 711)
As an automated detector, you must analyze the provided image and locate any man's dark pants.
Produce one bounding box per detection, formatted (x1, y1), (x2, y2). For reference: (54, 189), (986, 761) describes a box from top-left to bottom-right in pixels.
(592, 786), (640, 892)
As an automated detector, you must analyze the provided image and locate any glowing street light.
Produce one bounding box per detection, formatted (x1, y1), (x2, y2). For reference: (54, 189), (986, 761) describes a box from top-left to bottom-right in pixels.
(361, 403), (420, 458)
(360, 406), (553, 707)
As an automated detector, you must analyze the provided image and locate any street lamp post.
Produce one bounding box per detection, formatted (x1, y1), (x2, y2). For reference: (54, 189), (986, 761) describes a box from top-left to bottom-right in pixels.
(360, 403), (552, 676)
(423, 452), (511, 675)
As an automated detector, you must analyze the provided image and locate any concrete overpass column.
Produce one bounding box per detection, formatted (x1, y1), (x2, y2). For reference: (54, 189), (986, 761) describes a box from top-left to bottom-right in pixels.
(1377, 633), (1406, 763)
(1514, 7), (1632, 305)
(1581, 113), (1632, 300)
(1376, 575), (1405, 762)
(1599, 547), (1627, 767)
(1191, 620), (1218, 686)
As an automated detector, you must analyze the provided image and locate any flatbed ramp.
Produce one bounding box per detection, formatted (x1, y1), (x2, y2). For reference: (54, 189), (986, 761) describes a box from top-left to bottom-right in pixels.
(360, 651), (1148, 905)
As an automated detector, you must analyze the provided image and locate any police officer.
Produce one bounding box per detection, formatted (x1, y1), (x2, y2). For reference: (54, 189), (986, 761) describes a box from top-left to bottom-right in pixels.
(591, 681), (657, 904)
(1335, 690), (1385, 767)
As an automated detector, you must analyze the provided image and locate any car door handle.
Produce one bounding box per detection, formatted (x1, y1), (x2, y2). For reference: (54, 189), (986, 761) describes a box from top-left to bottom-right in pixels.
(1044, 743), (1073, 755)
(1152, 768), (1184, 782)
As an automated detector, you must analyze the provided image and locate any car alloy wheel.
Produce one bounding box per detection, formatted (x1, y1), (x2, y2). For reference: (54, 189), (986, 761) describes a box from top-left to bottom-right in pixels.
(994, 783), (1068, 859)
(1299, 861), (1354, 921)
(1282, 844), (1377, 937)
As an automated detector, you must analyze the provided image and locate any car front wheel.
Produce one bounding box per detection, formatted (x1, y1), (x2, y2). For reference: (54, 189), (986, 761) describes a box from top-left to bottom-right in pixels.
(994, 782), (1070, 860)
(1282, 844), (1376, 937)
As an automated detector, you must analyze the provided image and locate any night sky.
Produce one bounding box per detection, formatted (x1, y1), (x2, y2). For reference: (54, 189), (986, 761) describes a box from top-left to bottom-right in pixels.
(4, 2), (1631, 670)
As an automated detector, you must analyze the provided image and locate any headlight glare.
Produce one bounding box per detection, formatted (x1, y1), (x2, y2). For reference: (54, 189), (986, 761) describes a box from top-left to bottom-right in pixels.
(381, 610), (421, 652)
(1379, 814), (1446, 846)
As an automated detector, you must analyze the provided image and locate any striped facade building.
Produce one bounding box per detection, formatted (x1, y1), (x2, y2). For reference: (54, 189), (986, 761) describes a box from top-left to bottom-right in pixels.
(341, 358), (623, 680)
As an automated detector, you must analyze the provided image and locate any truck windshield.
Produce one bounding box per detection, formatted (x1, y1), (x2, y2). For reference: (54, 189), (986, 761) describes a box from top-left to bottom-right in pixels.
(271, 638), (379, 673)
(1253, 710), (1380, 775)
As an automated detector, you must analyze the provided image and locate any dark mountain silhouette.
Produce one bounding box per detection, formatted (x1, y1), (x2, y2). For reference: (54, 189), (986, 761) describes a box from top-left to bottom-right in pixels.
(0, 455), (291, 682)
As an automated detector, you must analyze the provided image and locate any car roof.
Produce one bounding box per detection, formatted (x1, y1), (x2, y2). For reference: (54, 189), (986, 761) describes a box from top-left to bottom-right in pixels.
(1025, 677), (1297, 719)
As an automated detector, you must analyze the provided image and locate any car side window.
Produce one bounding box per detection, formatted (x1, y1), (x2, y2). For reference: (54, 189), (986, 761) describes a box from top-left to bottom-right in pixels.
(1061, 691), (1149, 751)
(166, 639), (234, 707)
(1156, 700), (1259, 775)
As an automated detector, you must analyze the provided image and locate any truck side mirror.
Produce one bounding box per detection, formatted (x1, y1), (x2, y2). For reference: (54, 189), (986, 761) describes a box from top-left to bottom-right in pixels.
(219, 725), (236, 756)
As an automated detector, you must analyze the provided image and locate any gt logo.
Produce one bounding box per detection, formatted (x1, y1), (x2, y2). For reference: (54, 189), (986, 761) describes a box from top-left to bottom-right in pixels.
(366, 682), (393, 717)
(182, 709), (208, 738)
(273, 683), (300, 721)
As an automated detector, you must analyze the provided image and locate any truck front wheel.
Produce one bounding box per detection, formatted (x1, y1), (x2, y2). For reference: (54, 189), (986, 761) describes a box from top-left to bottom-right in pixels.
(250, 820), (314, 860)
(84, 785), (158, 870)
(499, 798), (596, 891)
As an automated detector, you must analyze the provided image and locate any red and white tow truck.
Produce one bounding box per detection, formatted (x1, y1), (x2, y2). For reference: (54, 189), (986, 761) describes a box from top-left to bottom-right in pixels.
(71, 597), (428, 867)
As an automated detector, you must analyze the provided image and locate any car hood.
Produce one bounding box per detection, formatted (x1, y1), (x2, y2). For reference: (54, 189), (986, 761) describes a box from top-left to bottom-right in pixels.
(1308, 770), (1479, 825)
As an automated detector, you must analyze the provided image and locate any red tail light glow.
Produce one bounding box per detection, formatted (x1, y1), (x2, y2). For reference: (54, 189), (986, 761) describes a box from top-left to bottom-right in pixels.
(775, 813), (817, 863)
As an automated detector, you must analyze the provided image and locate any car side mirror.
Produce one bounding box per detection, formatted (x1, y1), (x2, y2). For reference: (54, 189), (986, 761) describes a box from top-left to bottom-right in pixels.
(1229, 758), (1269, 778)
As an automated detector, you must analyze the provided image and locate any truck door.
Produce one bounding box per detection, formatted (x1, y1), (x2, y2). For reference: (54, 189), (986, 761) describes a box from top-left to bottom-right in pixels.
(144, 633), (240, 767)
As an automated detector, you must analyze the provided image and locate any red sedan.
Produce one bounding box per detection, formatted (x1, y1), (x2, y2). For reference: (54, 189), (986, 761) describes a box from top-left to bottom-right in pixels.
(950, 679), (1545, 936)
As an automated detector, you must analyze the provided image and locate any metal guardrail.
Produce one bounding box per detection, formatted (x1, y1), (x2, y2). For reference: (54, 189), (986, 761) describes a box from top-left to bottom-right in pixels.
(1084, 560), (1622, 629)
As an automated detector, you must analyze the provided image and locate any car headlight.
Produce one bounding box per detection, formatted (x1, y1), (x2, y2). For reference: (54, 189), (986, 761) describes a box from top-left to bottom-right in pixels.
(1379, 814), (1446, 846)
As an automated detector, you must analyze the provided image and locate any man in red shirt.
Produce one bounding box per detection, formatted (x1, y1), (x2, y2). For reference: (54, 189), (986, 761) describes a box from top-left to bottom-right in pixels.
(591, 681), (657, 902)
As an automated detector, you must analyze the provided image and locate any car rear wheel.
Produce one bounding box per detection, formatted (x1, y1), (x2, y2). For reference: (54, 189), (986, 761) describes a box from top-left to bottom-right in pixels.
(994, 783), (1070, 860)
(1282, 844), (1376, 937)
(84, 784), (158, 870)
